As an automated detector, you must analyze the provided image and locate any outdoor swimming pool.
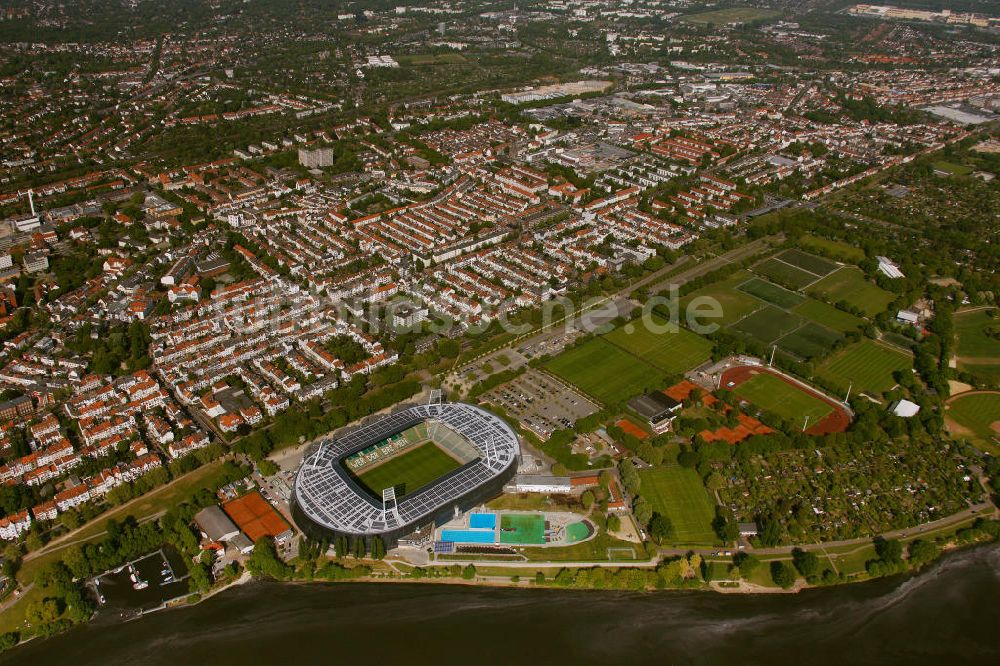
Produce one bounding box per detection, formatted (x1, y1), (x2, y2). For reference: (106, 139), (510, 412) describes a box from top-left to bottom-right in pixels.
(469, 513), (496, 529)
(440, 529), (496, 544)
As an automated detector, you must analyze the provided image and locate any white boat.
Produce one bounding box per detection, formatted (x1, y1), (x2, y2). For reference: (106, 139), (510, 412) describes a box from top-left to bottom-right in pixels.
(132, 580), (148, 590)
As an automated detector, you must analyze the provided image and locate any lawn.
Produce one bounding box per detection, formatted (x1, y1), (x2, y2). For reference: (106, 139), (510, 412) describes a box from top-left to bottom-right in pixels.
(776, 322), (843, 360)
(816, 339), (912, 395)
(680, 7), (779, 24)
(808, 267), (894, 316)
(729, 305), (805, 345)
(933, 161), (973, 176)
(357, 441), (460, 497)
(753, 257), (821, 290)
(680, 270), (762, 326)
(774, 249), (840, 277)
(798, 235), (866, 263)
(954, 309), (1000, 360)
(499, 513), (546, 545)
(793, 299), (865, 333)
(603, 317), (713, 375)
(733, 373), (832, 424)
(638, 464), (718, 545)
(738, 277), (805, 309)
(544, 337), (665, 404)
(946, 392), (1000, 445)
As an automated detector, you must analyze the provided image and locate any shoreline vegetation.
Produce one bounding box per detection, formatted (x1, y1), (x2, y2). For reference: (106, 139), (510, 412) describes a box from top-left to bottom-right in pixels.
(5, 515), (998, 655)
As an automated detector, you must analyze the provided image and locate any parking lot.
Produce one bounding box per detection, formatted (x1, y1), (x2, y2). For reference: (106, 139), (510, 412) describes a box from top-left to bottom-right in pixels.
(481, 369), (599, 439)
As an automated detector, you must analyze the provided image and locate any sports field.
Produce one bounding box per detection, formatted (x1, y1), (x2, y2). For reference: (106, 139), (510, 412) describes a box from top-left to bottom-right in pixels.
(738, 277), (805, 309)
(798, 235), (865, 262)
(733, 372), (833, 424)
(544, 337), (664, 404)
(933, 161), (973, 176)
(775, 249), (840, 276)
(753, 256), (821, 290)
(816, 339), (912, 395)
(793, 299), (864, 333)
(356, 441), (460, 497)
(946, 392), (1000, 446)
(499, 513), (546, 545)
(680, 270), (762, 326)
(776, 322), (843, 360)
(680, 7), (779, 24)
(730, 305), (805, 345)
(954, 309), (999, 360)
(603, 317), (713, 375)
(808, 267), (894, 316)
(638, 464), (718, 545)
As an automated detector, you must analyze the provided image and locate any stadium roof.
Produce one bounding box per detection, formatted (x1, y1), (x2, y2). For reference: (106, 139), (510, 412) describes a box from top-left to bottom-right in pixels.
(293, 402), (519, 538)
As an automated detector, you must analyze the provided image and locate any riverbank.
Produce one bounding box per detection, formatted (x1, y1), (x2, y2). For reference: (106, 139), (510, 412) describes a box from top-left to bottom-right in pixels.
(4, 542), (998, 666)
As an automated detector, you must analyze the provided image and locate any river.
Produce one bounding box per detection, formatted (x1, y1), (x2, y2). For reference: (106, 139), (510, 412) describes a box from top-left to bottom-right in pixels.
(6, 544), (1000, 665)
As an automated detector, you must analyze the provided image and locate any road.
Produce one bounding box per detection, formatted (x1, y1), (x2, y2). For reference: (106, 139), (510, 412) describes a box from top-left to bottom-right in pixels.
(660, 501), (996, 559)
(393, 501), (995, 571)
(446, 234), (778, 389)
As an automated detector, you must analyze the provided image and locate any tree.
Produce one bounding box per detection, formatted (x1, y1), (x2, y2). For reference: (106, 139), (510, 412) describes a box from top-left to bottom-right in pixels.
(770, 561), (797, 589)
(246, 539), (292, 580)
(353, 538), (367, 559)
(257, 459), (279, 477)
(462, 564), (476, 580)
(908, 539), (939, 567)
(874, 537), (903, 564)
(188, 563), (212, 593)
(733, 552), (760, 579)
(792, 548), (820, 577)
(705, 472), (726, 492)
(607, 514), (621, 533)
(649, 513), (674, 544)
(371, 537), (386, 560)
(581, 490), (595, 509)
(633, 496), (652, 527)
(334, 535), (349, 558)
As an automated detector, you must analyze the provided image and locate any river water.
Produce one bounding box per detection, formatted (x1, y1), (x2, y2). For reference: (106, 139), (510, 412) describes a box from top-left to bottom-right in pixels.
(6, 544), (1000, 665)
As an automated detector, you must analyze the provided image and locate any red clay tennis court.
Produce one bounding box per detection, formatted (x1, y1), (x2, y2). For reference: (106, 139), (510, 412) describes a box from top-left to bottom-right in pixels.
(223, 491), (290, 542)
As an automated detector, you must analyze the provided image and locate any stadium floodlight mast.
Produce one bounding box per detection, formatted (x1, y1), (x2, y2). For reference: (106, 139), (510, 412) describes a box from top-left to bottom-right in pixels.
(382, 486), (397, 522)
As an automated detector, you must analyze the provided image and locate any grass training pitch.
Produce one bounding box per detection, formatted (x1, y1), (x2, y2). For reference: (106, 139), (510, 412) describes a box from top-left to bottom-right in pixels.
(753, 256), (821, 290)
(730, 305), (805, 345)
(545, 337), (664, 404)
(638, 464), (718, 545)
(946, 392), (1000, 446)
(733, 372), (833, 424)
(817, 339), (912, 395)
(738, 277), (806, 309)
(954, 309), (1000, 360)
(774, 249), (839, 277)
(798, 235), (865, 262)
(808, 267), (893, 316)
(681, 270), (762, 326)
(776, 322), (843, 360)
(356, 441), (461, 497)
(793, 299), (864, 333)
(604, 317), (713, 375)
(680, 7), (779, 25)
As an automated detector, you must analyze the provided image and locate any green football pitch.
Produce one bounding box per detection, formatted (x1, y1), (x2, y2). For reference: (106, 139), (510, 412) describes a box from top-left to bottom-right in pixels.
(356, 441), (460, 497)
(638, 464), (718, 545)
(733, 372), (832, 424)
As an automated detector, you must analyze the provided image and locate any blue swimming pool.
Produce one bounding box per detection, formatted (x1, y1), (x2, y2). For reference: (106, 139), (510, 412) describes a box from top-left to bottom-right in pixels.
(440, 529), (496, 544)
(469, 513), (496, 530)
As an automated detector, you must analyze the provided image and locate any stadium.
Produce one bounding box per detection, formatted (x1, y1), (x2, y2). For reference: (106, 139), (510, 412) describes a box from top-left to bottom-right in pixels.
(292, 402), (520, 548)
